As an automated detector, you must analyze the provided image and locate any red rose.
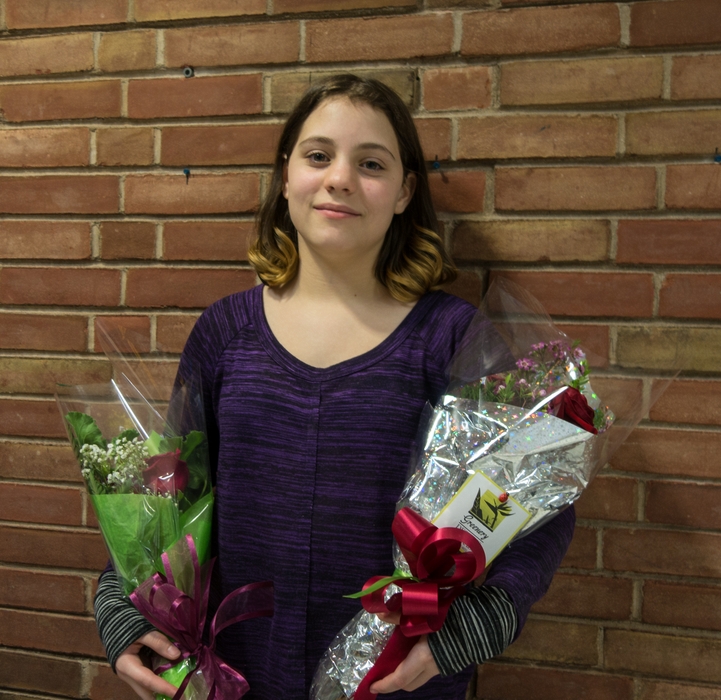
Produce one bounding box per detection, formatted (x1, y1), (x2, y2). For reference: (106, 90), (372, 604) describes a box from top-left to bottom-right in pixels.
(549, 387), (598, 435)
(143, 449), (189, 496)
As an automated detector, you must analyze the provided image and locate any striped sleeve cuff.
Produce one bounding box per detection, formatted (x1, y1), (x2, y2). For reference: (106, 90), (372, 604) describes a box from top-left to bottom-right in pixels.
(427, 586), (518, 676)
(94, 569), (156, 671)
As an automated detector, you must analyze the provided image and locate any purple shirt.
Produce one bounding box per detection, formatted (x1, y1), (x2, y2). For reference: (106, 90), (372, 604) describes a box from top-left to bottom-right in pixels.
(177, 285), (573, 699)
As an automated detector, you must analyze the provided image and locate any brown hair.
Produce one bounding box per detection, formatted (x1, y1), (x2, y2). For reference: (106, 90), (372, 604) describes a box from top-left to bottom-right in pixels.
(248, 74), (457, 302)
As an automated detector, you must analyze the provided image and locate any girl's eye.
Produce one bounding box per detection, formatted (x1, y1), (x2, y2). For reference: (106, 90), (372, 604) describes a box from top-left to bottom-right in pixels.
(362, 160), (383, 172)
(308, 152), (329, 164)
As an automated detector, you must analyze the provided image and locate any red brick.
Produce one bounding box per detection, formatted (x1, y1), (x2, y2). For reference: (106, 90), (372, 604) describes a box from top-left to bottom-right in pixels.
(666, 165), (721, 210)
(0, 176), (119, 214)
(605, 629), (721, 683)
(156, 314), (199, 353)
(672, 54), (721, 101)
(6, 0), (127, 28)
(532, 572), (633, 621)
(462, 4), (619, 57)
(442, 270), (482, 307)
(164, 22), (299, 68)
(0, 314), (87, 352)
(162, 124), (281, 166)
(89, 662), (145, 700)
(630, 0), (721, 48)
(0, 648), (83, 696)
(501, 57), (663, 106)
(616, 326), (719, 374)
(555, 323), (610, 368)
(98, 29), (156, 72)
(0, 221), (90, 259)
(431, 0), (493, 6)
(306, 14), (454, 63)
(125, 268), (256, 309)
(274, 0), (412, 11)
(453, 219), (610, 263)
(575, 475), (637, 522)
(0, 608), (104, 657)
(502, 619), (598, 665)
(0, 567), (86, 613)
(611, 427), (721, 479)
(0, 33), (92, 78)
(416, 118), (451, 161)
(100, 221), (156, 260)
(488, 271), (654, 317)
(93, 315), (151, 353)
(0, 268), (121, 307)
(458, 114), (617, 160)
(0, 523), (106, 569)
(423, 66), (491, 111)
(128, 74), (262, 119)
(646, 480), (721, 529)
(590, 376), (645, 425)
(0, 80), (121, 122)
(660, 273), (721, 319)
(617, 219), (721, 265)
(0, 357), (111, 395)
(96, 127), (154, 167)
(163, 221), (254, 261)
(640, 679), (721, 700)
(627, 110), (721, 156)
(0, 442), (80, 482)
(562, 525), (597, 569)
(124, 174), (258, 215)
(135, 0), (264, 20)
(496, 166), (657, 212)
(429, 170), (486, 214)
(0, 399), (67, 438)
(644, 581), (721, 631)
(476, 663), (633, 700)
(604, 528), (721, 578)
(650, 379), (721, 426)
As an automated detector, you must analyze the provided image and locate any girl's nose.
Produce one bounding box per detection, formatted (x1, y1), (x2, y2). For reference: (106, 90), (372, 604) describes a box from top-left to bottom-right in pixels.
(325, 158), (355, 192)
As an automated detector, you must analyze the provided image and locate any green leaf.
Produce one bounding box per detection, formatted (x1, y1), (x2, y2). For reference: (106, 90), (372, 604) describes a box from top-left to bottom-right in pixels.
(111, 428), (140, 445)
(144, 430), (164, 456)
(65, 412), (106, 459)
(180, 431), (204, 461)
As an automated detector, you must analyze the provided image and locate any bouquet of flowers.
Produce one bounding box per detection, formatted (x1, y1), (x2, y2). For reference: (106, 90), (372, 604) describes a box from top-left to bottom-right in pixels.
(310, 279), (653, 700)
(57, 324), (272, 700)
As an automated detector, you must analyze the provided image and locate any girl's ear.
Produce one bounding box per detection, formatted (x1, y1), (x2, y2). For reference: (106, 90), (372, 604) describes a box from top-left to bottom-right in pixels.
(394, 172), (416, 215)
(282, 155), (289, 199)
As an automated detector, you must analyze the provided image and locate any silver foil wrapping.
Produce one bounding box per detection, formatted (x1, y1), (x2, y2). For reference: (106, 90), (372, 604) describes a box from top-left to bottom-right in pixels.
(311, 395), (599, 700)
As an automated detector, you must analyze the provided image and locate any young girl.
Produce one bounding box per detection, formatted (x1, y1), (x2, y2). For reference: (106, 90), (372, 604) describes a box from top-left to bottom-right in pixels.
(95, 74), (575, 700)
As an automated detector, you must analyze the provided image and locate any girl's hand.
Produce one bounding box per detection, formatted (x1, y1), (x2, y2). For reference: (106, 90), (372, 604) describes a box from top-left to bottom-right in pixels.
(369, 635), (440, 694)
(115, 630), (180, 700)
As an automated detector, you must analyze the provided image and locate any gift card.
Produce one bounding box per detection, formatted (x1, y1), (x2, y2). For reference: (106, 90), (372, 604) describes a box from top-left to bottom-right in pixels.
(432, 472), (531, 564)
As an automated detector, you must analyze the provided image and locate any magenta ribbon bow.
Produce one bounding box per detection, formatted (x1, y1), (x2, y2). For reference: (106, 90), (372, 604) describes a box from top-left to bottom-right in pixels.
(130, 535), (274, 700)
(354, 507), (486, 700)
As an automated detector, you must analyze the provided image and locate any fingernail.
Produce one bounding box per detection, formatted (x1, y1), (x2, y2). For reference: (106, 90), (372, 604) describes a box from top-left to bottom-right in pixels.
(168, 645), (180, 658)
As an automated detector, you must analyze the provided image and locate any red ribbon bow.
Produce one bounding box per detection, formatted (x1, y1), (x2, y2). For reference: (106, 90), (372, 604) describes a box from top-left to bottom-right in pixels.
(354, 507), (486, 700)
(130, 535), (274, 700)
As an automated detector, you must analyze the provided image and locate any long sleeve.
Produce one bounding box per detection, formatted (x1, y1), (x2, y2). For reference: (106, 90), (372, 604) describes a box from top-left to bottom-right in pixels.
(94, 568), (155, 670)
(427, 506), (575, 674)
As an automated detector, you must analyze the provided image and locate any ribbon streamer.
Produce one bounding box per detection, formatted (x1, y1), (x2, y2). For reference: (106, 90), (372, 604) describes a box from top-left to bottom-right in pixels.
(353, 507), (485, 700)
(130, 535), (274, 700)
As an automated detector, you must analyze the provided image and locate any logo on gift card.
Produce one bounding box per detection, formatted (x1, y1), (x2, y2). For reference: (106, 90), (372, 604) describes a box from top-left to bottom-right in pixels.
(469, 490), (513, 532)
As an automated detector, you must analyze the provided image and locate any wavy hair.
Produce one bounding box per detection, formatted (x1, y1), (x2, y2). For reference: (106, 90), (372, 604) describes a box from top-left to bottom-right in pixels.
(248, 74), (456, 302)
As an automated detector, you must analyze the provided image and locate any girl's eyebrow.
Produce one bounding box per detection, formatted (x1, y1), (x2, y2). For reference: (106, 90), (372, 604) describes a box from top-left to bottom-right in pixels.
(297, 136), (397, 161)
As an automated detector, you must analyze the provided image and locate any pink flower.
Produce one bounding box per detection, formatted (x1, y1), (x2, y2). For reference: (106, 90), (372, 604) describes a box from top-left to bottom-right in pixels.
(143, 449), (189, 496)
(516, 358), (537, 371)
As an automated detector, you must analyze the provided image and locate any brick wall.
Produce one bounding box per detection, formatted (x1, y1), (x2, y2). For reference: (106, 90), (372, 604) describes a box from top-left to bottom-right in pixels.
(0, 0), (719, 698)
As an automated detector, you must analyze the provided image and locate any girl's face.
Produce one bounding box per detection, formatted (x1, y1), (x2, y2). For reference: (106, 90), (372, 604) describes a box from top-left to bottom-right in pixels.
(282, 97), (415, 267)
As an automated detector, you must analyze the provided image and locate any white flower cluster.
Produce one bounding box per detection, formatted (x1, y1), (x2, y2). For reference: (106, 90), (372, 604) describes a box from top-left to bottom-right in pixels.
(79, 437), (149, 494)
